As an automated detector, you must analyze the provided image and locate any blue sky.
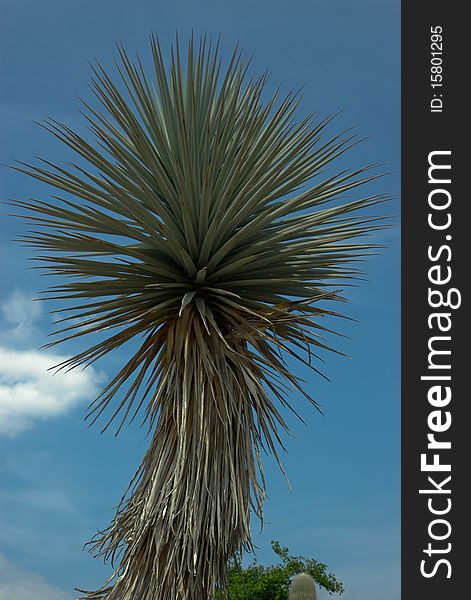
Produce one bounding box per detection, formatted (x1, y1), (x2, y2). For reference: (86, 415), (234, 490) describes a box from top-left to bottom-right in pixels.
(0, 1), (400, 599)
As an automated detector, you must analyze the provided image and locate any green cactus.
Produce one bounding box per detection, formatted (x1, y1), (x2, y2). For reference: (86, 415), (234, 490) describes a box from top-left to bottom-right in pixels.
(289, 572), (318, 600)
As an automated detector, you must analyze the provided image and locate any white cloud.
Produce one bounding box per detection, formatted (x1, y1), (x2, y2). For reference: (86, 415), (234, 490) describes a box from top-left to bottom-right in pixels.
(0, 345), (105, 437)
(0, 554), (72, 600)
(0, 290), (106, 436)
(0, 289), (43, 343)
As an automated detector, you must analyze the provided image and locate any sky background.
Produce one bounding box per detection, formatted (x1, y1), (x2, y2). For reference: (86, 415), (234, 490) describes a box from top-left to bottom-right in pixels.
(0, 1), (400, 599)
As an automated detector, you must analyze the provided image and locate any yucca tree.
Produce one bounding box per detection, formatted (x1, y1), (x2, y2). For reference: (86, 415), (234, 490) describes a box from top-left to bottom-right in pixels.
(10, 34), (385, 600)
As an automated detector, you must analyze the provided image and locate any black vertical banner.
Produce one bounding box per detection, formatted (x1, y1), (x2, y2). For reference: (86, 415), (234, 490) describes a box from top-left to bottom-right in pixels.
(402, 3), (468, 599)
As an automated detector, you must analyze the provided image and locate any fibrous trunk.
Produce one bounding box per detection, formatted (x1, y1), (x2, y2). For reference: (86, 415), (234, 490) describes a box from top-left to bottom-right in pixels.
(79, 311), (281, 599)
